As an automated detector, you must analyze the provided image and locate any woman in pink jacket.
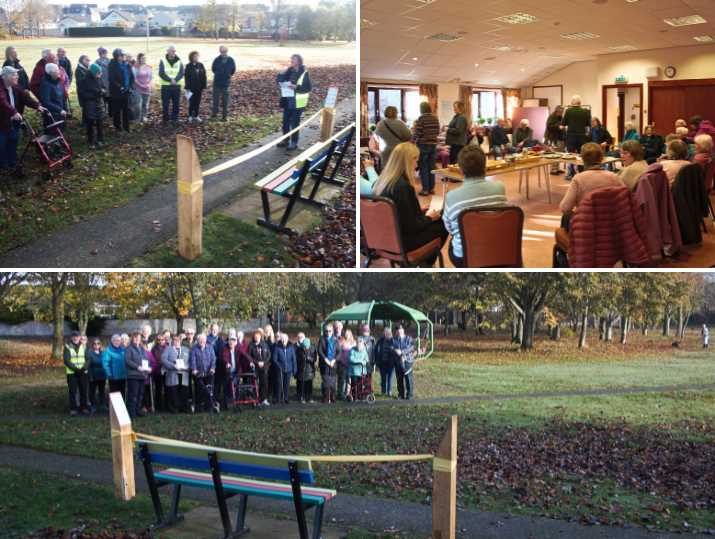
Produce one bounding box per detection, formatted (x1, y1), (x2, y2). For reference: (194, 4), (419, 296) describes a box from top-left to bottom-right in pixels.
(133, 53), (153, 122)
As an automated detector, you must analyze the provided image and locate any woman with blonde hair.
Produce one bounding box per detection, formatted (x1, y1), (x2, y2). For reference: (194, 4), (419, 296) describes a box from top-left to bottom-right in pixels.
(372, 142), (448, 263)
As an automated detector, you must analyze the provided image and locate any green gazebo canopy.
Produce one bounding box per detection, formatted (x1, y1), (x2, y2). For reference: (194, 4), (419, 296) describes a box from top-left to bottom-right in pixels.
(324, 301), (433, 358)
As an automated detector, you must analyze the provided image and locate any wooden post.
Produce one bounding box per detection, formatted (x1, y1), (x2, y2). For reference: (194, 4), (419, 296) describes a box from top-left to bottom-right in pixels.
(109, 391), (135, 501)
(320, 107), (336, 142)
(176, 134), (203, 260)
(432, 415), (458, 539)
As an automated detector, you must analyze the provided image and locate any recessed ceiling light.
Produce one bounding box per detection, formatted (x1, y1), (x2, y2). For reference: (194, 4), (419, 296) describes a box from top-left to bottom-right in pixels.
(412, 57), (418, 61)
(625, 0), (639, 3)
(414, 0), (436, 4)
(664, 15), (706, 27)
(520, 68), (525, 72)
(608, 45), (638, 51)
(494, 12), (538, 25)
(561, 32), (600, 40)
(474, 63), (479, 67)
(427, 32), (463, 42)
(694, 35), (714, 42)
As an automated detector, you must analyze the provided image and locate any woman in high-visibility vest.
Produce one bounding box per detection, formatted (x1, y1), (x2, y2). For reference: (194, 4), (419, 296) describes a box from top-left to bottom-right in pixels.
(63, 331), (89, 415)
(276, 54), (312, 151)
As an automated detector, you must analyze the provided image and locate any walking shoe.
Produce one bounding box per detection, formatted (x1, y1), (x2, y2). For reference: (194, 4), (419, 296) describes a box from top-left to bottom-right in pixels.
(69, 409), (78, 416)
(196, 116), (203, 123)
(187, 117), (194, 124)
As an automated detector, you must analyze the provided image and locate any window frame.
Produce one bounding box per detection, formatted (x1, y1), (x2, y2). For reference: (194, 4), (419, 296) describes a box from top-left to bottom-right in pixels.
(471, 88), (507, 124)
(367, 84), (420, 124)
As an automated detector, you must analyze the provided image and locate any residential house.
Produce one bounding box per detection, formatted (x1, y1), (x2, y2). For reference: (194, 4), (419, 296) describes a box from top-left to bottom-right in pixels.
(100, 10), (135, 28)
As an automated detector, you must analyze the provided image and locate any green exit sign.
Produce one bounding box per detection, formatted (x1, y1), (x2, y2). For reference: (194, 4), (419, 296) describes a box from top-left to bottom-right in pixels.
(615, 75), (628, 83)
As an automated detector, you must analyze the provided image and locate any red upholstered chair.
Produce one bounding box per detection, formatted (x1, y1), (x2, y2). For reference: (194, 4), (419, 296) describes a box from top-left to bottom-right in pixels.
(704, 159), (715, 221)
(360, 196), (444, 268)
(458, 207), (524, 267)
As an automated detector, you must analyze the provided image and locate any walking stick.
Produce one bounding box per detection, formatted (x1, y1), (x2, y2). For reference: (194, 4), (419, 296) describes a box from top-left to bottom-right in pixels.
(149, 377), (155, 413)
(190, 373), (196, 414)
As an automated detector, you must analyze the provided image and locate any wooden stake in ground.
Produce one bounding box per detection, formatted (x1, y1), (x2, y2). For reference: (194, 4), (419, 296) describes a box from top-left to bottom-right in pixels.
(320, 107), (336, 142)
(432, 415), (458, 539)
(109, 391), (135, 501)
(176, 134), (203, 260)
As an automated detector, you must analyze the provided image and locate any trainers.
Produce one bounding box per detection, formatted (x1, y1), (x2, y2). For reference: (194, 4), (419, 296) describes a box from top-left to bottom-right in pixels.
(196, 116), (203, 123)
(263, 399), (270, 406)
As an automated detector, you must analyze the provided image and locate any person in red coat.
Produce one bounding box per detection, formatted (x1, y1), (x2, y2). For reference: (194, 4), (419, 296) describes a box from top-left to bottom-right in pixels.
(1, 65), (45, 177)
(29, 49), (51, 99)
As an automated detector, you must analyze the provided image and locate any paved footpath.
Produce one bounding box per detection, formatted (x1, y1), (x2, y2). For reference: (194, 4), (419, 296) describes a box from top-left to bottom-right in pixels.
(0, 442), (710, 539)
(0, 97), (355, 268)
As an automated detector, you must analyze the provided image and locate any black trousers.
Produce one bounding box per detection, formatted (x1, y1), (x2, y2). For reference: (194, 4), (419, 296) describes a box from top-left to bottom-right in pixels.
(321, 374), (336, 402)
(111, 95), (129, 131)
(67, 372), (88, 411)
(126, 378), (145, 418)
(88, 379), (106, 410)
(85, 119), (103, 144)
(166, 383), (187, 413)
(297, 379), (313, 401)
(188, 89), (203, 117)
(449, 144), (463, 164)
(108, 379), (126, 399)
(256, 368), (270, 402)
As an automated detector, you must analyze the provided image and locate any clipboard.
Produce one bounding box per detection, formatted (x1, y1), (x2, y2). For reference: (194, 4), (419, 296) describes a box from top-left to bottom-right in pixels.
(280, 81), (295, 98)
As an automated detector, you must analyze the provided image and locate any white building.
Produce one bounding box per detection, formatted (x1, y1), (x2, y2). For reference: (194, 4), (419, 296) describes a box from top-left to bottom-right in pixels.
(100, 10), (135, 28)
(57, 16), (87, 32)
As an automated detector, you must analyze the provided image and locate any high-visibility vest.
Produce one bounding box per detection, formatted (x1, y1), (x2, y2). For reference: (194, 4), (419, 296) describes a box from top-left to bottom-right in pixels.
(295, 71), (309, 109)
(160, 58), (182, 86)
(65, 343), (86, 374)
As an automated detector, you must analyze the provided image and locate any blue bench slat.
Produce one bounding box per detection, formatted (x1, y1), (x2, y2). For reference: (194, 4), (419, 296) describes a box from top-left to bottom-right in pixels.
(148, 451), (314, 484)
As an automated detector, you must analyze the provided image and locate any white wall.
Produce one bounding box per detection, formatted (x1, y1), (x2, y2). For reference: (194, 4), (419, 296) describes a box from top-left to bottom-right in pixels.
(527, 60), (599, 117)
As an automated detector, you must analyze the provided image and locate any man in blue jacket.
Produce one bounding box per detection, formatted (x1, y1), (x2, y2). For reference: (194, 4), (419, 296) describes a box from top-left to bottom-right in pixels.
(190, 333), (217, 412)
(272, 332), (296, 404)
(390, 325), (415, 400)
(211, 46), (235, 121)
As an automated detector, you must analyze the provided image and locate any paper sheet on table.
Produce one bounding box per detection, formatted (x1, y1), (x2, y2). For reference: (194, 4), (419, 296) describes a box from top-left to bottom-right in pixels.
(280, 82), (295, 97)
(429, 194), (444, 213)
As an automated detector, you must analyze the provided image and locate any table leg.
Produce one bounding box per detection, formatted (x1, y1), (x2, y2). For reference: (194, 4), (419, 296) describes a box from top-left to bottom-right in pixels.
(544, 165), (552, 204)
(525, 169), (530, 200)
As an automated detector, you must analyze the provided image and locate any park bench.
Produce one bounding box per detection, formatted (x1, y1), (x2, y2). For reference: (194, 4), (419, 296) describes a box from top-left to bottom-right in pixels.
(254, 123), (355, 234)
(137, 438), (336, 539)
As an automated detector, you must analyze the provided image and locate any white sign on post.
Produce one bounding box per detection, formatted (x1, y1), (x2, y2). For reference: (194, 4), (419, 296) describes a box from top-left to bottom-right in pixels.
(324, 85), (338, 108)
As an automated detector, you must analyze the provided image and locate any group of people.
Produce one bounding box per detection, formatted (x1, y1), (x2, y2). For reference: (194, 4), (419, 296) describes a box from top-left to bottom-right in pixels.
(361, 95), (715, 267)
(1, 43), (313, 180)
(62, 320), (419, 418)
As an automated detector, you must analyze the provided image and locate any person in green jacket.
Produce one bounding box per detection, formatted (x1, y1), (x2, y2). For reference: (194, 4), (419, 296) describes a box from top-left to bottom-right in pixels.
(348, 339), (369, 400)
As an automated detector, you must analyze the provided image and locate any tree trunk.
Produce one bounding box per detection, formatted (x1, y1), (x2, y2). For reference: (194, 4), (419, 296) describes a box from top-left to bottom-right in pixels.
(620, 316), (629, 344)
(511, 316), (519, 343)
(78, 309), (89, 336)
(642, 324), (648, 336)
(598, 317), (605, 340)
(458, 311), (467, 331)
(51, 287), (65, 361)
(175, 317), (184, 334)
(521, 309), (535, 350)
(578, 307), (589, 349)
(605, 318), (614, 342)
(677, 305), (684, 341)
(662, 312), (671, 336)
(517, 315), (524, 345)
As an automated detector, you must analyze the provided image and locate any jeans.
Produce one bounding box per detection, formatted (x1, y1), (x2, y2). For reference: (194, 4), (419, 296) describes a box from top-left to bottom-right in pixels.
(379, 364), (394, 396)
(418, 144), (437, 192)
(337, 362), (348, 398)
(188, 89), (203, 118)
(256, 367), (270, 402)
(139, 93), (150, 121)
(212, 85), (230, 118)
(0, 126), (20, 169)
(273, 370), (292, 402)
(396, 362), (414, 399)
(88, 379), (106, 410)
(161, 85), (181, 122)
(111, 95), (129, 131)
(282, 107), (303, 146)
(321, 374), (336, 402)
(126, 378), (145, 418)
(85, 119), (103, 145)
(67, 372), (89, 411)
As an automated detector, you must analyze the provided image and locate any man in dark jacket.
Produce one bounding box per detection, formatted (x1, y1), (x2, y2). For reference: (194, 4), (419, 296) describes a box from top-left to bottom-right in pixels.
(546, 106), (565, 174)
(211, 46), (236, 121)
(249, 330), (271, 405)
(190, 333), (217, 412)
(159, 45), (184, 125)
(64, 331), (89, 415)
(272, 332), (296, 403)
(317, 324), (338, 403)
(390, 325), (415, 400)
(276, 54), (311, 151)
(374, 327), (395, 397)
(107, 48), (133, 133)
(562, 95), (591, 179)
(124, 331), (149, 418)
(295, 332), (316, 403)
(1, 65), (44, 177)
(489, 119), (510, 157)
(2, 47), (30, 90)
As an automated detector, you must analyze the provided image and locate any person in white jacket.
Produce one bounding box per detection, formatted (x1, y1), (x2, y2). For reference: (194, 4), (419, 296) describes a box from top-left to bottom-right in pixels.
(703, 324), (709, 349)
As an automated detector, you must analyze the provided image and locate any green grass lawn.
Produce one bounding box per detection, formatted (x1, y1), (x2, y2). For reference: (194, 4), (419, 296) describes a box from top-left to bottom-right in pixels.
(1, 332), (714, 533)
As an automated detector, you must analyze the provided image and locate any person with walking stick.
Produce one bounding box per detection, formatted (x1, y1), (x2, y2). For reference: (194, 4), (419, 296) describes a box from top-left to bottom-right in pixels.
(272, 332), (296, 404)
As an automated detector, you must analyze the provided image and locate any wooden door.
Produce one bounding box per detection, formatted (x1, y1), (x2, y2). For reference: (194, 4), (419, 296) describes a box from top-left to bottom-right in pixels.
(649, 86), (685, 134)
(649, 79), (715, 134)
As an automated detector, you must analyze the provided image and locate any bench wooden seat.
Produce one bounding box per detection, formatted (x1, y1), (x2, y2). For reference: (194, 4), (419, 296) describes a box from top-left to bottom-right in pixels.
(137, 438), (335, 539)
(255, 123), (355, 234)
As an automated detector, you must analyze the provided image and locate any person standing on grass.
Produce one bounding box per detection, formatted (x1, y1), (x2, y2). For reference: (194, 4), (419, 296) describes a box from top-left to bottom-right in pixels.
(64, 331), (89, 416)
(185, 51), (207, 124)
(703, 324), (710, 349)
(211, 45), (235, 121)
(39, 63), (66, 129)
(391, 325), (415, 400)
(102, 334), (126, 397)
(276, 53), (311, 152)
(358, 324), (376, 392)
(124, 331), (149, 418)
(337, 329), (355, 400)
(78, 64), (106, 148)
(95, 47), (110, 114)
(272, 332), (296, 404)
(87, 338), (107, 414)
(3, 47), (29, 90)
(249, 329), (272, 406)
(108, 49), (133, 133)
(317, 324), (338, 404)
(74, 55), (91, 113)
(190, 333), (217, 413)
(133, 53), (153, 123)
(295, 332), (316, 403)
(375, 327), (395, 397)
(161, 333), (190, 413)
(159, 45), (184, 125)
(348, 338), (369, 400)
(57, 48), (72, 112)
(29, 49), (51, 99)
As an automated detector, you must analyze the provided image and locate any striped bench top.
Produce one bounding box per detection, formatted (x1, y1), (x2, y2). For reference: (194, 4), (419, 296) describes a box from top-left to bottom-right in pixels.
(155, 468), (337, 505)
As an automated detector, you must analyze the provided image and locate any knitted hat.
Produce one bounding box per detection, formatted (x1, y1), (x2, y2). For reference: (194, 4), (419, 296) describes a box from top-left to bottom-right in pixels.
(90, 63), (101, 76)
(1, 65), (18, 77)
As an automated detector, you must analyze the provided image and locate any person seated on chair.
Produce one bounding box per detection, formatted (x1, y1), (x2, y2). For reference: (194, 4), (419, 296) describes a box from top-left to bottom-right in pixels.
(622, 122), (639, 143)
(618, 140), (648, 191)
(489, 118), (510, 157)
(590, 118), (613, 152)
(374, 105), (411, 168)
(360, 158), (378, 196)
(693, 134), (714, 169)
(559, 142), (621, 226)
(640, 125), (665, 165)
(674, 126), (696, 159)
(372, 142), (448, 265)
(514, 118), (535, 150)
(39, 63), (66, 130)
(659, 139), (691, 185)
(442, 145), (507, 267)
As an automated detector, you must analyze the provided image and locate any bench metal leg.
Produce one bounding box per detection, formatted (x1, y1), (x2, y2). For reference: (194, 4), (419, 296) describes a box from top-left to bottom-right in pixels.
(288, 461), (309, 539)
(312, 504), (324, 539)
(209, 451), (234, 539)
(259, 190), (272, 224)
(234, 494), (250, 536)
(168, 484), (184, 525)
(140, 444), (165, 525)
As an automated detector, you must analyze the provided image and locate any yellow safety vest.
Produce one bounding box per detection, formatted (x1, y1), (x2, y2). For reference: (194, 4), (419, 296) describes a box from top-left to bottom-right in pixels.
(65, 343), (86, 374)
(295, 71), (309, 109)
(160, 58), (183, 86)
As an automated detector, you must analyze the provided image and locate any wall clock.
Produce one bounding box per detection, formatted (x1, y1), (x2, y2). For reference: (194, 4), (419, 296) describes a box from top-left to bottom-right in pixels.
(664, 65), (677, 78)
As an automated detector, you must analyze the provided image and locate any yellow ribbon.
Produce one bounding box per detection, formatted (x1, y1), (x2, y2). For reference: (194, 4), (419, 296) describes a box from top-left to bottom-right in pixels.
(177, 181), (204, 195)
(110, 429), (137, 443)
(433, 457), (457, 473)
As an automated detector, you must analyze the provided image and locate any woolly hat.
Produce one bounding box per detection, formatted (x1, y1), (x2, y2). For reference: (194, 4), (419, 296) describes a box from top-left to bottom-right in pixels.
(90, 63), (101, 76)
